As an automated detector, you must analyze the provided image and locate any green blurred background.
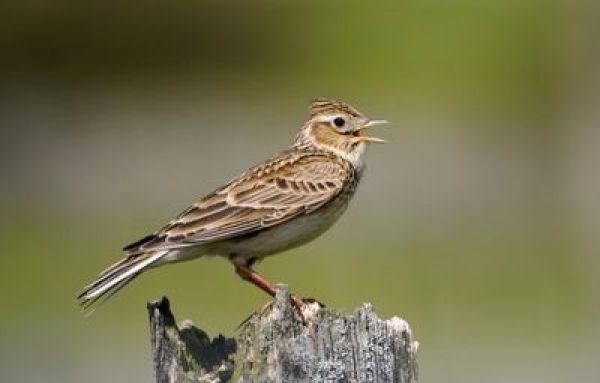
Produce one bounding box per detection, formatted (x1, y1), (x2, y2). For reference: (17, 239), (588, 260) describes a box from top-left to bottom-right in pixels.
(1, 1), (599, 382)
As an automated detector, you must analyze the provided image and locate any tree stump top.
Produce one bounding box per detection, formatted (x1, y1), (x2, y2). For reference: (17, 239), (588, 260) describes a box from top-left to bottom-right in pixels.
(148, 285), (418, 383)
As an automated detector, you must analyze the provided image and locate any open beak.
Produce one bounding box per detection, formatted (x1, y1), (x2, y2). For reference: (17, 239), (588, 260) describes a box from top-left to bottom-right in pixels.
(358, 119), (388, 144)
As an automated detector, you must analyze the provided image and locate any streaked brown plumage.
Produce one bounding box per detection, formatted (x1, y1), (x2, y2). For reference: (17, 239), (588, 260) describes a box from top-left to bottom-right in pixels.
(78, 98), (387, 313)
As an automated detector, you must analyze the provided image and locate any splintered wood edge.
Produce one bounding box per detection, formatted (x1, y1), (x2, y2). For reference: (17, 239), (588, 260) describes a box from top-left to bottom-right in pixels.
(147, 285), (418, 383)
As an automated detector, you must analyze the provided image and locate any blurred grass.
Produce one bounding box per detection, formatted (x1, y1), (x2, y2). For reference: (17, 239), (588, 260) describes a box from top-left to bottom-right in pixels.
(0, 200), (591, 382)
(0, 201), (586, 336)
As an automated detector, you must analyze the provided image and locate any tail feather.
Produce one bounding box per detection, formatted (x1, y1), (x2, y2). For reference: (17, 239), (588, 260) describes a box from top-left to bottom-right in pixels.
(78, 251), (167, 313)
(80, 271), (143, 315)
(77, 258), (132, 299)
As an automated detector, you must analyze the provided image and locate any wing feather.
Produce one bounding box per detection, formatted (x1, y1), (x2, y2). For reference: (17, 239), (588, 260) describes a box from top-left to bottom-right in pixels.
(124, 151), (352, 255)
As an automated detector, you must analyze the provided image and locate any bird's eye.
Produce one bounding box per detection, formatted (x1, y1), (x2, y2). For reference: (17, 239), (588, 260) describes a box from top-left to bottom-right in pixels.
(333, 117), (345, 127)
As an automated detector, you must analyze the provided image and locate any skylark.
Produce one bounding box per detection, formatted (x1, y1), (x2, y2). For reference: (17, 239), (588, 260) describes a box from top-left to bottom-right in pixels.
(78, 98), (387, 314)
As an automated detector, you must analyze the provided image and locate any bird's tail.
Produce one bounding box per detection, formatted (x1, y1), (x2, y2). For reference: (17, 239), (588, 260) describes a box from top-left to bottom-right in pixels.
(77, 250), (167, 314)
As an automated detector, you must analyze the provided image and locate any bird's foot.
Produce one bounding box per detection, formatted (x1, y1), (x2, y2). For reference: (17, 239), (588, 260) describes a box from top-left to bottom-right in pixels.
(291, 296), (327, 325)
(291, 295), (307, 325)
(235, 294), (325, 330)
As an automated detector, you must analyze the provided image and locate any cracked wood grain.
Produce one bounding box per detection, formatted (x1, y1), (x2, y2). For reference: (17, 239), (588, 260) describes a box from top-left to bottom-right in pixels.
(148, 285), (418, 383)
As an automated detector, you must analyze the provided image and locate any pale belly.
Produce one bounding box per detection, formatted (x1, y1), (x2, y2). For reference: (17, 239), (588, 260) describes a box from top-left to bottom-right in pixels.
(220, 196), (351, 265)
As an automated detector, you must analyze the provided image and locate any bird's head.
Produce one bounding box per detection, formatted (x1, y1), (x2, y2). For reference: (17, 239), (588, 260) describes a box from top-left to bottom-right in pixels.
(294, 98), (387, 168)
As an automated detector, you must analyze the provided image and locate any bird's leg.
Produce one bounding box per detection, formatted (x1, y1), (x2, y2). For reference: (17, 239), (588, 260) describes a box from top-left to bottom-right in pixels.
(235, 265), (306, 324)
(235, 264), (277, 296)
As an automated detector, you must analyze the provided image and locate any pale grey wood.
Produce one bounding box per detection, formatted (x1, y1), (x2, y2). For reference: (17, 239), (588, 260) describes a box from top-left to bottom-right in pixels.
(148, 285), (418, 383)
(147, 297), (237, 383)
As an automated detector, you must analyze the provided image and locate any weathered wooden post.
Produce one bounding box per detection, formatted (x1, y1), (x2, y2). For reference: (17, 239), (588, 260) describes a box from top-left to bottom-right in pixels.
(148, 284), (418, 383)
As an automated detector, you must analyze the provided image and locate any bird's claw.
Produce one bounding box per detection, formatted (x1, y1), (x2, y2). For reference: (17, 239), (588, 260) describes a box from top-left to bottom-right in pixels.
(291, 295), (307, 325)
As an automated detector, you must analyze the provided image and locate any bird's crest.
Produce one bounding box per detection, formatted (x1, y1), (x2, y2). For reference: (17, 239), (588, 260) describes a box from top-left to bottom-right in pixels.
(309, 98), (363, 118)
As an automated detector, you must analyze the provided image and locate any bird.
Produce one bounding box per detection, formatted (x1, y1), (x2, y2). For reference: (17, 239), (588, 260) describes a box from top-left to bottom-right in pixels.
(78, 98), (387, 315)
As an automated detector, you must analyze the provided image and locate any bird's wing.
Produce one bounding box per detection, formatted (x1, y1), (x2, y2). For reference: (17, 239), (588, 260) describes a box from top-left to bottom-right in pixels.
(123, 151), (353, 255)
